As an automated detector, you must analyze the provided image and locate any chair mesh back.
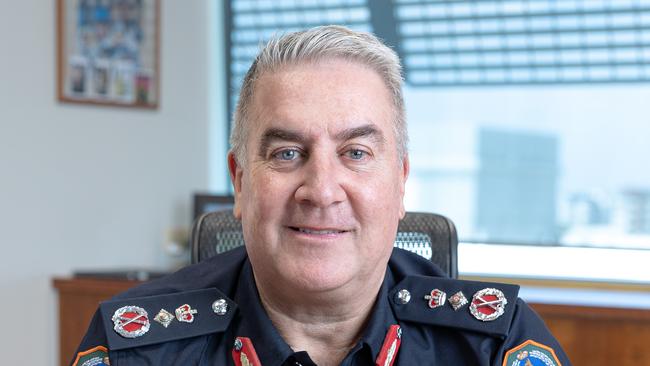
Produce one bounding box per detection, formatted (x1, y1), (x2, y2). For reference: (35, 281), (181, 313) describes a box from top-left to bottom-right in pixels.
(395, 232), (433, 260)
(191, 210), (458, 278)
(214, 231), (245, 254)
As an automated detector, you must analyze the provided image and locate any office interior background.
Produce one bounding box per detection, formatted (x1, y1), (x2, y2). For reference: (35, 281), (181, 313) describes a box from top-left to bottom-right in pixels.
(1, 1), (649, 364)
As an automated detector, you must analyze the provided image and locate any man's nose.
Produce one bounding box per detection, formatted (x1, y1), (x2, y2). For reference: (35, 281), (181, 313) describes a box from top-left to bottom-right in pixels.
(294, 153), (346, 208)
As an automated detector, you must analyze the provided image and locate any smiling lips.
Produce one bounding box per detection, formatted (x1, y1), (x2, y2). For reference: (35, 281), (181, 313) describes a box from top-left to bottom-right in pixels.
(289, 226), (350, 235)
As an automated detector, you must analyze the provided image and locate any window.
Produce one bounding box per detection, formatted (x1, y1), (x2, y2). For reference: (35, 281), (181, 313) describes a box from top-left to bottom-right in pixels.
(223, 0), (650, 281)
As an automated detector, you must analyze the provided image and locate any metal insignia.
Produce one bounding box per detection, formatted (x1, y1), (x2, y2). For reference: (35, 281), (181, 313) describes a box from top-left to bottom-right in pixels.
(212, 299), (228, 315)
(469, 288), (507, 321)
(175, 304), (198, 323)
(234, 337), (243, 351)
(394, 289), (411, 305)
(112, 305), (150, 338)
(448, 291), (468, 311)
(424, 289), (447, 309)
(154, 309), (174, 328)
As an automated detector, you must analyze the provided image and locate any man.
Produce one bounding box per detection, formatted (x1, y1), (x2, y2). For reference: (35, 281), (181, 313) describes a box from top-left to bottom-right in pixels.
(72, 26), (571, 366)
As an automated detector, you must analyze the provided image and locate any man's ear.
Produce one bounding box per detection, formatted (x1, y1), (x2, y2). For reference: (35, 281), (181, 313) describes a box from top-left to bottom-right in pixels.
(228, 152), (243, 219)
(398, 154), (410, 219)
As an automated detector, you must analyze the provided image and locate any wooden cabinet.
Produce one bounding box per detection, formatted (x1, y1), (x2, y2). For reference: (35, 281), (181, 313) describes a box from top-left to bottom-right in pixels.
(53, 278), (142, 366)
(530, 303), (650, 365)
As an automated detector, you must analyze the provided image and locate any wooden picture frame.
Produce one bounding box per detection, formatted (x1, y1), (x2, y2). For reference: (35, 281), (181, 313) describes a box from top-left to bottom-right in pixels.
(56, 0), (160, 108)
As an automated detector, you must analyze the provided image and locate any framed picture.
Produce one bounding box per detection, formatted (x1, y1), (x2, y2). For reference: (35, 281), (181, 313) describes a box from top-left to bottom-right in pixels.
(56, 0), (160, 108)
(193, 194), (235, 221)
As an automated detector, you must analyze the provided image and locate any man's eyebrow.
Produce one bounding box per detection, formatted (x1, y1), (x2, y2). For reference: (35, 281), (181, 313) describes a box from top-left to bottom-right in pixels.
(259, 128), (306, 156)
(335, 124), (386, 145)
(258, 124), (386, 157)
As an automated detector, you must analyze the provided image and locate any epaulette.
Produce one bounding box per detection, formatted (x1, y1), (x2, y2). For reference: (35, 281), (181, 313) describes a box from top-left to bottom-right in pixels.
(389, 275), (519, 338)
(99, 288), (237, 350)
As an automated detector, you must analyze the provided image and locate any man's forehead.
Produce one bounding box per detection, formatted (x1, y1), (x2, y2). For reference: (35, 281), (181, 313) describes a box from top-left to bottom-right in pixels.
(244, 58), (396, 150)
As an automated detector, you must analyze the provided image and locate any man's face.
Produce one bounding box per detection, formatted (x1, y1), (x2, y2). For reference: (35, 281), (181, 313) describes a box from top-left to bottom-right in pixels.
(229, 58), (409, 293)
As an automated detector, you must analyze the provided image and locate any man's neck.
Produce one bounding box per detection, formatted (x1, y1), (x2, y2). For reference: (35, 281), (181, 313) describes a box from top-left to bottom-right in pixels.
(254, 274), (384, 366)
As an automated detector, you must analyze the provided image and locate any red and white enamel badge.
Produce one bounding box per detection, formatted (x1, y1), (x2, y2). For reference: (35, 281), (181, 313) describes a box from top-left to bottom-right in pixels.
(424, 289), (447, 309)
(112, 306), (150, 338)
(469, 288), (507, 321)
(175, 304), (198, 323)
(375, 325), (402, 366)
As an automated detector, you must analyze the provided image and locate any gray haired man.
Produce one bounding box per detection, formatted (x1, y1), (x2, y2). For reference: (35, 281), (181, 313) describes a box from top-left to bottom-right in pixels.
(72, 26), (571, 366)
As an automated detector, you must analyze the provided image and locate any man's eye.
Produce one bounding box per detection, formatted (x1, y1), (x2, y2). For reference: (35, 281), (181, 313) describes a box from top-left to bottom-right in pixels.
(273, 149), (300, 161)
(346, 149), (367, 160)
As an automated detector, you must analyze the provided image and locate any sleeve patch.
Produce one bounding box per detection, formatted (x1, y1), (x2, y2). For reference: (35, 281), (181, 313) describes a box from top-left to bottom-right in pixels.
(72, 346), (110, 366)
(502, 340), (562, 366)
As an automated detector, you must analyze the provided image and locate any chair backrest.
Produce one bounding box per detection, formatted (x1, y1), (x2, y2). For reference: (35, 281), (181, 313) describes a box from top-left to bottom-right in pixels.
(190, 211), (458, 278)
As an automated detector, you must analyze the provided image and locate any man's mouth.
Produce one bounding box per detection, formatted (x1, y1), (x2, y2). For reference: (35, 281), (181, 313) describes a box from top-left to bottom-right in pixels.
(289, 227), (348, 235)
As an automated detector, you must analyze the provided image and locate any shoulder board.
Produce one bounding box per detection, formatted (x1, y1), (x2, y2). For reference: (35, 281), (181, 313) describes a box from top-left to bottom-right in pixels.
(99, 288), (237, 351)
(389, 275), (519, 338)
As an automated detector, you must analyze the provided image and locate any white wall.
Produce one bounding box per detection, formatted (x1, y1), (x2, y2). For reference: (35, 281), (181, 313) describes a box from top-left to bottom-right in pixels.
(0, 1), (221, 364)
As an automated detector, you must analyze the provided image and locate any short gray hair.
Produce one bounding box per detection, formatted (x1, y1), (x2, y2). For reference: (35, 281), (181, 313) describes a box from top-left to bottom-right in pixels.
(230, 25), (407, 165)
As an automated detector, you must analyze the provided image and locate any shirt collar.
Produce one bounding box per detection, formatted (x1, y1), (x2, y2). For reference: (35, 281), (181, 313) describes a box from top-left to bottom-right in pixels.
(355, 267), (399, 362)
(233, 259), (399, 365)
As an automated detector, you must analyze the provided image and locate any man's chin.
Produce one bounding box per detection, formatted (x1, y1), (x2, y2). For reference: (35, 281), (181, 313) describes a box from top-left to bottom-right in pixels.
(278, 262), (357, 294)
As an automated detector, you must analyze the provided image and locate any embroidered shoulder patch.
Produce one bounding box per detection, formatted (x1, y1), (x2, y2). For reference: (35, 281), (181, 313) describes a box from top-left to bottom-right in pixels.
(72, 345), (110, 366)
(502, 340), (561, 366)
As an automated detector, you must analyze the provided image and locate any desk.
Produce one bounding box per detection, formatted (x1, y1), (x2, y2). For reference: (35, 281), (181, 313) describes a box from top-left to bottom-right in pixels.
(53, 277), (142, 366)
(54, 277), (650, 366)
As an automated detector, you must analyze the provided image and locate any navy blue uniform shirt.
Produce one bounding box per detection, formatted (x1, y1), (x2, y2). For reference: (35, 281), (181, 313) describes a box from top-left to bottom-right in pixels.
(71, 247), (571, 365)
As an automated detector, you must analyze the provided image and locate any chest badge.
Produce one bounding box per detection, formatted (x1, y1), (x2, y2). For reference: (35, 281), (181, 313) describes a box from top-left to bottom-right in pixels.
(175, 304), (198, 323)
(424, 289), (447, 309)
(112, 305), (150, 338)
(469, 288), (507, 321)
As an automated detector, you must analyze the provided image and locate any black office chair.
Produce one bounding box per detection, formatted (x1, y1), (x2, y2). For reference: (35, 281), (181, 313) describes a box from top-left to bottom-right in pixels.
(190, 211), (458, 278)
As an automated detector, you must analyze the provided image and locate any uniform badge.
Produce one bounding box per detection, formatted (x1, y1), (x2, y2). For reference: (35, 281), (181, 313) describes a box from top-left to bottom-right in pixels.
(394, 289), (411, 305)
(112, 306), (150, 338)
(375, 325), (402, 366)
(503, 339), (562, 366)
(212, 298), (229, 315)
(470, 288), (507, 321)
(448, 291), (468, 311)
(72, 345), (110, 366)
(154, 309), (174, 328)
(424, 289), (446, 309)
(232, 337), (262, 366)
(175, 304), (198, 323)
